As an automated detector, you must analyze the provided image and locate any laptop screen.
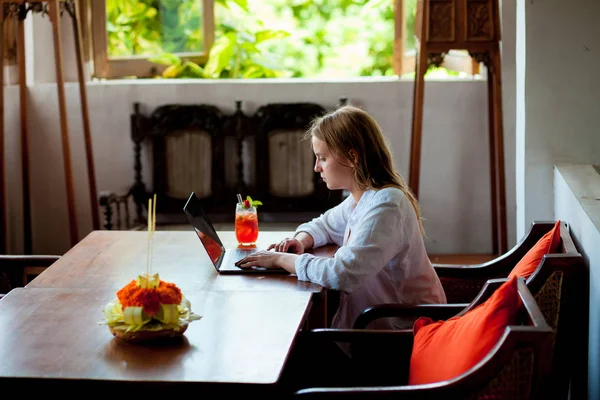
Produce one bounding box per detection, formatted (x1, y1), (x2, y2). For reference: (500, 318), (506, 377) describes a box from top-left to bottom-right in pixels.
(183, 192), (226, 269)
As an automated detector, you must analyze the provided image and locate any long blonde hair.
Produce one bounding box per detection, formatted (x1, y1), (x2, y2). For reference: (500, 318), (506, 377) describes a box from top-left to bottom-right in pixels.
(306, 105), (424, 235)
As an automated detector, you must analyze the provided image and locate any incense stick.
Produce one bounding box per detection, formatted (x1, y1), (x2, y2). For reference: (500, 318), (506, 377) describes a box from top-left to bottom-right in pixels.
(146, 198), (151, 287)
(149, 193), (157, 278)
(146, 195), (156, 287)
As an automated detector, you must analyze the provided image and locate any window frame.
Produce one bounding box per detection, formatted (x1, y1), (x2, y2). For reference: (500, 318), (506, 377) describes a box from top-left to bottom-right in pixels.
(91, 0), (214, 79)
(89, 0), (475, 80)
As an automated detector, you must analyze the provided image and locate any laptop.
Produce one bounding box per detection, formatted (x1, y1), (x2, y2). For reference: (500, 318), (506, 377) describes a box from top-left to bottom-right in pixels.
(183, 192), (288, 275)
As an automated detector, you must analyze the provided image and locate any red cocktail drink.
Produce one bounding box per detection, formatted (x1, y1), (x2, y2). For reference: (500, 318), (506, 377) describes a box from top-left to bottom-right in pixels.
(235, 205), (259, 246)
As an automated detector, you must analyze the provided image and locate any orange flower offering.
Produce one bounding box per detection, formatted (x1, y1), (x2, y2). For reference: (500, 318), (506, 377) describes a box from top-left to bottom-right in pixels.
(102, 273), (201, 343)
(117, 278), (182, 317)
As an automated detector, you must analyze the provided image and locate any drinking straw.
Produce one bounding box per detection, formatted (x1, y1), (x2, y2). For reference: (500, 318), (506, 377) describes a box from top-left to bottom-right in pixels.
(237, 193), (243, 204)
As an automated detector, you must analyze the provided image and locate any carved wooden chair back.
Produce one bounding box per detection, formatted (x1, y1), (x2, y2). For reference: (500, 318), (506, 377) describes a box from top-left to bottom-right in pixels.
(129, 102), (231, 225)
(252, 102), (343, 221)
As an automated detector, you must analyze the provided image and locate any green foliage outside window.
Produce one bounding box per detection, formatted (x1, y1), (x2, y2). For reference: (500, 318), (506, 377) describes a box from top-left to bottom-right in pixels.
(105, 0), (461, 79)
(107, 0), (204, 57)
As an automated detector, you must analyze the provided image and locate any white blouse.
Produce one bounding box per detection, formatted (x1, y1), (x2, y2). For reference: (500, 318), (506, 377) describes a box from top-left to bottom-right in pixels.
(294, 187), (447, 330)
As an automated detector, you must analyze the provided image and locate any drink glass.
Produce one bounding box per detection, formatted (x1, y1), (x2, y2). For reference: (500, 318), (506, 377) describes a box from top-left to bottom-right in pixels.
(235, 203), (259, 246)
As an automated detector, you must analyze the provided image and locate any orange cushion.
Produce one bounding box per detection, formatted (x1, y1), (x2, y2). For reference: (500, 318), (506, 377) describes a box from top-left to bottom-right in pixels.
(508, 220), (562, 279)
(408, 275), (521, 385)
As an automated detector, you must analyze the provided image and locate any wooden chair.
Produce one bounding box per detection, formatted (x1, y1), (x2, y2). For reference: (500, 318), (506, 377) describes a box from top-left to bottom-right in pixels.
(354, 221), (587, 400)
(290, 278), (553, 399)
(251, 102), (344, 222)
(434, 221), (574, 303)
(100, 102), (235, 230)
(0, 255), (60, 299)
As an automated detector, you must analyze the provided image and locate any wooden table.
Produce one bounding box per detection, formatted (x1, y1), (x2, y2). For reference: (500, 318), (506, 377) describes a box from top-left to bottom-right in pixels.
(27, 230), (334, 327)
(0, 287), (311, 396)
(28, 230), (331, 291)
(3, 229), (337, 395)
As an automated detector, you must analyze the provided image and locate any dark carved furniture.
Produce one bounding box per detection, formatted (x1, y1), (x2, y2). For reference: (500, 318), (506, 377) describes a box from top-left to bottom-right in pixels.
(410, 0), (507, 255)
(252, 102), (344, 222)
(100, 99), (348, 230)
(0, 254), (60, 298)
(100, 102), (232, 230)
(290, 278), (553, 399)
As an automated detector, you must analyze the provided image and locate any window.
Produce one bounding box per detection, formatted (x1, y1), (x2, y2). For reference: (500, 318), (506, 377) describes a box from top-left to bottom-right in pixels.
(90, 0), (477, 80)
(91, 0), (214, 79)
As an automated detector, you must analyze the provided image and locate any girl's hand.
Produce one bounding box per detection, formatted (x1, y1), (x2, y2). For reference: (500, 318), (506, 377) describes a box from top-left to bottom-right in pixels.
(267, 238), (305, 255)
(235, 251), (297, 274)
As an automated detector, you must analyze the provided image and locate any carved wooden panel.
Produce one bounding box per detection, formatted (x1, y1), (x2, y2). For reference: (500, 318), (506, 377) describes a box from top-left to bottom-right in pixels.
(254, 102), (343, 217)
(129, 103), (229, 223)
(268, 129), (314, 197)
(427, 0), (455, 42)
(466, 0), (494, 41)
(165, 130), (212, 199)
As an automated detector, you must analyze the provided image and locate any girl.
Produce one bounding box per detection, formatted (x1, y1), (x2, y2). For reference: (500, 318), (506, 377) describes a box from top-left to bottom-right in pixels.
(235, 105), (446, 332)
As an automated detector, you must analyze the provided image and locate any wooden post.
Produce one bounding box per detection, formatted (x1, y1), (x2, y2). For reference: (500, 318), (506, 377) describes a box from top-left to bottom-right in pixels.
(490, 47), (508, 253)
(69, 0), (99, 230)
(408, 0), (429, 199)
(393, 0), (406, 76)
(0, 0), (6, 254)
(49, 0), (78, 246)
(17, 3), (31, 254)
(409, 0), (507, 255)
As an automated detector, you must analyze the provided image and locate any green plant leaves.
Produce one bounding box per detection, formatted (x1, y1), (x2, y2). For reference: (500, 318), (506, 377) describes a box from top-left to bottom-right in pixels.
(246, 196), (263, 208)
(204, 32), (237, 78)
(255, 29), (290, 44)
(149, 53), (182, 66)
(216, 0), (249, 12)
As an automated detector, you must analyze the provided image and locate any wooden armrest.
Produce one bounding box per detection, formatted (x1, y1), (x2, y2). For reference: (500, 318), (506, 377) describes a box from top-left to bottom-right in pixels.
(295, 385), (446, 399)
(306, 328), (413, 343)
(352, 278), (509, 329)
(353, 304), (468, 329)
(434, 221), (556, 278)
(455, 278), (507, 315)
(433, 222), (556, 303)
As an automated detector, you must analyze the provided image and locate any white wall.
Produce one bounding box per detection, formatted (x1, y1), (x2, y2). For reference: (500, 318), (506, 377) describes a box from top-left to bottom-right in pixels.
(555, 165), (599, 400)
(518, 1), (600, 398)
(4, 79), (517, 255)
(518, 0), (600, 237)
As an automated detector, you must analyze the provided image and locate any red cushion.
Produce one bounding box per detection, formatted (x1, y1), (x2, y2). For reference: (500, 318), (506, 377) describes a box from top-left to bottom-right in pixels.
(408, 275), (521, 385)
(508, 220), (562, 279)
